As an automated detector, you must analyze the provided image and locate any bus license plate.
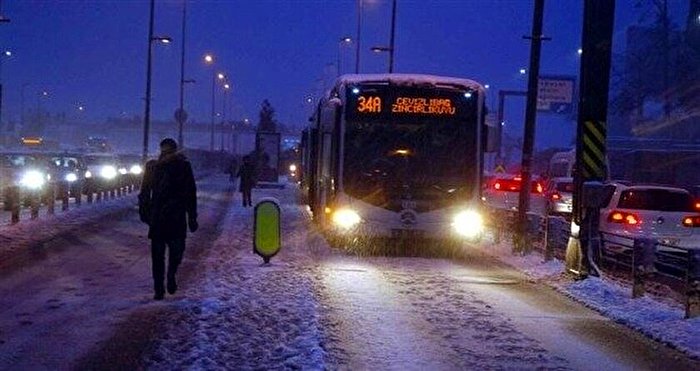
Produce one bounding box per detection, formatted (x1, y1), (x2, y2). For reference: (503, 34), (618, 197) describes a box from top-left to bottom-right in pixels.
(391, 229), (425, 239)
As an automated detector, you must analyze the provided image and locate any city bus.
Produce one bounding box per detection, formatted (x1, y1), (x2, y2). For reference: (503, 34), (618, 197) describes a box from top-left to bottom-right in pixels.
(302, 74), (487, 245)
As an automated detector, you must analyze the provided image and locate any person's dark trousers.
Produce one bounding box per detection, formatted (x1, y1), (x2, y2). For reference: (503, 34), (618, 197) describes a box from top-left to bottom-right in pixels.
(151, 238), (186, 295)
(242, 188), (252, 207)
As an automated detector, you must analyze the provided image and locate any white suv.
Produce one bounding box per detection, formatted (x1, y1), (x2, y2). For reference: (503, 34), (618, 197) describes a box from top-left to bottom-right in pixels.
(482, 174), (546, 215)
(599, 183), (700, 249)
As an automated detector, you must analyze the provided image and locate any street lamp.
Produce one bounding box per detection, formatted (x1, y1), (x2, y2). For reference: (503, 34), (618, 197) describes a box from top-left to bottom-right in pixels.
(0, 49), (11, 135)
(355, 0), (363, 73)
(177, 0), (190, 148)
(337, 36), (352, 76)
(370, 46), (393, 73)
(204, 53), (228, 151)
(142, 0), (172, 162)
(221, 82), (231, 151)
(519, 68), (527, 75)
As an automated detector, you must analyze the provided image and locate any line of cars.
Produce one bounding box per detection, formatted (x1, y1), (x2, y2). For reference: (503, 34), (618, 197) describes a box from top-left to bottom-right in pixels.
(482, 173), (700, 250)
(0, 151), (143, 209)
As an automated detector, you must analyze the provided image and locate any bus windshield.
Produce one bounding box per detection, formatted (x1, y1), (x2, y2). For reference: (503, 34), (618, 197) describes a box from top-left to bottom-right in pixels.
(342, 86), (478, 212)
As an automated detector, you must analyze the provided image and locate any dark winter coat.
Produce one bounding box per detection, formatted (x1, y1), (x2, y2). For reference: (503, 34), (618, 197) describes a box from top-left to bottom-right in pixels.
(236, 162), (256, 192)
(138, 152), (197, 240)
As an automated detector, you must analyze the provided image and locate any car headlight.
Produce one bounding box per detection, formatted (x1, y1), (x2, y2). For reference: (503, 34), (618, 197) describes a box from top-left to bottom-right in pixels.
(65, 173), (78, 182)
(85, 170), (92, 179)
(332, 209), (361, 229)
(452, 210), (483, 239)
(100, 165), (117, 180)
(118, 167), (128, 175)
(20, 170), (46, 190)
(129, 164), (142, 175)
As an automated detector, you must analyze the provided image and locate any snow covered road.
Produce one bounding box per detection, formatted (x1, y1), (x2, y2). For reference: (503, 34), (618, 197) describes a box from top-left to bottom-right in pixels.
(1, 175), (699, 370)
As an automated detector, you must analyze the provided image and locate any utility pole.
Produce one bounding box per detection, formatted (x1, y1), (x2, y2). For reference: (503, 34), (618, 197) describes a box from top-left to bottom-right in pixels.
(177, 0), (187, 148)
(142, 0), (155, 162)
(515, 0), (547, 253)
(388, 0), (397, 73)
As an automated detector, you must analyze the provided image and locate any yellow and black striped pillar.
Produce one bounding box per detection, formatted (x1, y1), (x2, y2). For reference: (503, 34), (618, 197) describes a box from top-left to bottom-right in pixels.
(581, 120), (606, 180)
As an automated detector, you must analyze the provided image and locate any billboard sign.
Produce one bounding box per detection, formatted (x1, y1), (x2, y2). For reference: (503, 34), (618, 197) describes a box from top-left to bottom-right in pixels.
(537, 75), (576, 114)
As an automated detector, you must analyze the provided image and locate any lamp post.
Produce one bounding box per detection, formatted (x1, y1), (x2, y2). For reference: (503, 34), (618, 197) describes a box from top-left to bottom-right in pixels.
(337, 37), (352, 76)
(355, 0), (363, 73)
(204, 53), (225, 152)
(388, 0), (396, 73)
(0, 50), (11, 135)
(221, 82), (230, 151)
(370, 46), (393, 73)
(177, 0), (189, 148)
(19, 83), (29, 134)
(142, 0), (172, 162)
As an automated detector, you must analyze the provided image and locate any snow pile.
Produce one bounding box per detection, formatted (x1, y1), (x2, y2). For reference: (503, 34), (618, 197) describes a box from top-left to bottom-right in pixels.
(566, 277), (700, 357)
(484, 233), (700, 359)
(0, 194), (138, 258)
(145, 187), (328, 370)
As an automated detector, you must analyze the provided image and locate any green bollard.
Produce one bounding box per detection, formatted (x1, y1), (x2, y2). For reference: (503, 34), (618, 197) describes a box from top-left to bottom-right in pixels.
(254, 198), (281, 263)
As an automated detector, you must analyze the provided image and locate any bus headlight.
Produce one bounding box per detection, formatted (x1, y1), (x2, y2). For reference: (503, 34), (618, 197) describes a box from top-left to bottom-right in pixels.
(100, 165), (118, 180)
(85, 170), (92, 179)
(118, 167), (128, 175)
(65, 173), (78, 182)
(452, 210), (483, 238)
(20, 170), (46, 190)
(332, 209), (361, 229)
(130, 164), (143, 175)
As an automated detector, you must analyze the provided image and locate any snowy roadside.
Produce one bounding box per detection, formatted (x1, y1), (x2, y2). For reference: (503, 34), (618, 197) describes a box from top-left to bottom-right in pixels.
(0, 193), (138, 263)
(145, 185), (329, 370)
(482, 234), (700, 359)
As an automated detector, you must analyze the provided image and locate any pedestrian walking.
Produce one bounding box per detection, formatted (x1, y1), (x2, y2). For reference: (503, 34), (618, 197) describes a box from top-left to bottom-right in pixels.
(236, 155), (256, 207)
(138, 138), (198, 300)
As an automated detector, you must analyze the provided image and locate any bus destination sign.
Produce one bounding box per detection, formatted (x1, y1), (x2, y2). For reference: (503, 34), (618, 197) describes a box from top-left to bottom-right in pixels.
(356, 96), (456, 116)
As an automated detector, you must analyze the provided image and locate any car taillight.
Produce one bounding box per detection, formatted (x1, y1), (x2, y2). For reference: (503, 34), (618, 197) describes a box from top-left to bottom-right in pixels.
(551, 192), (561, 200)
(494, 182), (501, 190)
(695, 202), (700, 211)
(608, 211), (641, 225)
(682, 216), (700, 227)
(534, 183), (543, 194)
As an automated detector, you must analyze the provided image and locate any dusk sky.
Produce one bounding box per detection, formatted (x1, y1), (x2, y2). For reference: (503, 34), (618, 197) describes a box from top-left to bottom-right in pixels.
(0, 0), (689, 148)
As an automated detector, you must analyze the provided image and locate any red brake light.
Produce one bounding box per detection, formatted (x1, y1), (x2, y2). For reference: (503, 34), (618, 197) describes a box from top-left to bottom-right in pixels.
(608, 211), (641, 225)
(695, 202), (700, 211)
(682, 216), (700, 227)
(551, 192), (561, 200)
(494, 182), (501, 190)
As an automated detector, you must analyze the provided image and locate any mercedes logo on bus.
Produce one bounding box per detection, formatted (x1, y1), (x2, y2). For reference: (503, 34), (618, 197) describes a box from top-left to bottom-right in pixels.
(400, 210), (417, 226)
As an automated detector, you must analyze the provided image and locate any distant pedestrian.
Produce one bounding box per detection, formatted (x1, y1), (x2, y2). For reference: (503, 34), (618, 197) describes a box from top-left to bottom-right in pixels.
(227, 157), (239, 185)
(138, 138), (198, 300)
(236, 155), (256, 207)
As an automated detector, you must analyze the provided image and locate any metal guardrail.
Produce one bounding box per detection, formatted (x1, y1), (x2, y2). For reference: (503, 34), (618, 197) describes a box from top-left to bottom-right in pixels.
(2, 178), (140, 224)
(486, 206), (700, 318)
(599, 231), (700, 318)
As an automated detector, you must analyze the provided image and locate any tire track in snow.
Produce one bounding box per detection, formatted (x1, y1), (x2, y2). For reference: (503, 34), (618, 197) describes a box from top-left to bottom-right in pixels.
(315, 259), (464, 370)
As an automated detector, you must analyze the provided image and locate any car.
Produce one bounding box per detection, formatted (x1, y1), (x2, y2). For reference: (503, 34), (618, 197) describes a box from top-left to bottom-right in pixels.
(482, 174), (546, 215)
(0, 152), (51, 209)
(82, 153), (121, 194)
(117, 154), (144, 188)
(44, 152), (89, 199)
(598, 182), (700, 250)
(545, 177), (574, 217)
